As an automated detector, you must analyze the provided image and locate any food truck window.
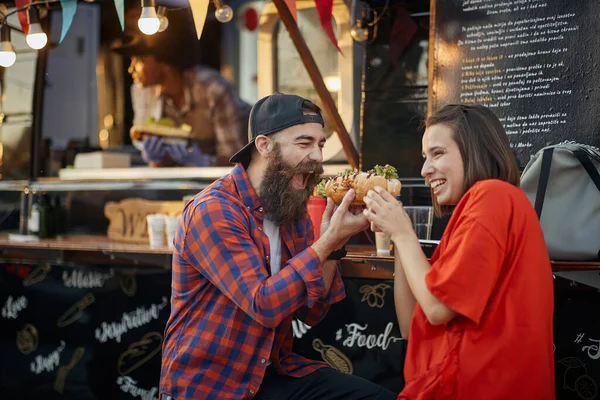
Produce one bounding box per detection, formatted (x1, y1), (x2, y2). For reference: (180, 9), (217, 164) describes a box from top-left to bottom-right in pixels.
(31, 2), (210, 177)
(0, 9), (37, 180)
(258, 0), (355, 163)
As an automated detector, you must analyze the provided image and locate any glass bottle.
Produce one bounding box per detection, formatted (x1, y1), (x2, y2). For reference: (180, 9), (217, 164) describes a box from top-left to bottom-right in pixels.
(53, 195), (68, 237)
(27, 196), (40, 236)
(38, 194), (54, 239)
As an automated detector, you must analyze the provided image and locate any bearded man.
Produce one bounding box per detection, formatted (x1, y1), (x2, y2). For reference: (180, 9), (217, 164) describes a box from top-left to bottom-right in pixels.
(160, 93), (397, 400)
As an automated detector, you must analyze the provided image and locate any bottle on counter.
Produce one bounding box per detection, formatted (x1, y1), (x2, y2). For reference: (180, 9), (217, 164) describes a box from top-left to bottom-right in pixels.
(53, 195), (68, 238)
(38, 194), (54, 239)
(27, 196), (40, 236)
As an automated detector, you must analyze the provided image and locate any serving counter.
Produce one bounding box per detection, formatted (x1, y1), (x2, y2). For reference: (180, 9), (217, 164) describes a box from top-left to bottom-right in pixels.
(1, 234), (599, 277)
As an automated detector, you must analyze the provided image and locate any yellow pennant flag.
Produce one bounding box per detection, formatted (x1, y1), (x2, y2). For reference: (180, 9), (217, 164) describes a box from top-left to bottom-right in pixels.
(189, 0), (211, 40)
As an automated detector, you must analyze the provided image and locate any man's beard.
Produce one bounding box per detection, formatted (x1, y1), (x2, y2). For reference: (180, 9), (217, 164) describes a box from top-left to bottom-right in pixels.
(259, 145), (324, 226)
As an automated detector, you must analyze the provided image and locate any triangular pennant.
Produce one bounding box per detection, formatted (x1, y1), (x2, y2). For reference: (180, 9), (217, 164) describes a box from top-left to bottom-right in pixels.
(283, 0), (297, 22)
(314, 0), (341, 54)
(113, 0), (125, 31)
(14, 0), (31, 35)
(390, 7), (418, 68)
(59, 0), (77, 43)
(189, 0), (210, 40)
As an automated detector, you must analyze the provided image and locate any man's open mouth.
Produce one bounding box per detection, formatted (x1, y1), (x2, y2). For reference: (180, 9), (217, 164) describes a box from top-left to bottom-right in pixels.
(291, 171), (314, 190)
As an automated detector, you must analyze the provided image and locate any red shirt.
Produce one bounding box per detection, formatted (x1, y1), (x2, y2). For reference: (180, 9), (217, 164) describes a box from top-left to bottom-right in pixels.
(160, 164), (346, 399)
(400, 180), (555, 400)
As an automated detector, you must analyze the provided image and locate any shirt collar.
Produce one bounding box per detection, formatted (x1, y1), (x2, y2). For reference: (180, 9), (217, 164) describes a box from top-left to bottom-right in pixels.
(231, 163), (263, 212)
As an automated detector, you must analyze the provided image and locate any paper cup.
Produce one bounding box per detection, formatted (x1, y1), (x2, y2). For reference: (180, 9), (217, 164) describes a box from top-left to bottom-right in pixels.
(147, 214), (166, 247)
(375, 232), (391, 256)
(164, 216), (180, 249)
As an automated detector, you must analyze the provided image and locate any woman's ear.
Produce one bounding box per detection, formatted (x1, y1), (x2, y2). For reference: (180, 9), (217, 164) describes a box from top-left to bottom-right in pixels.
(255, 135), (273, 156)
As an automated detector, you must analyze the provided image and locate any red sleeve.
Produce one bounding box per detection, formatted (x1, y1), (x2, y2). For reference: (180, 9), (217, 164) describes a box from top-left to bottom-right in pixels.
(426, 217), (505, 326)
(425, 182), (513, 326)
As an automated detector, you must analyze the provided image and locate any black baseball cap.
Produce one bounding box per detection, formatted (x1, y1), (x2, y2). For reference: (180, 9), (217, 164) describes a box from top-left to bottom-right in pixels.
(229, 93), (325, 163)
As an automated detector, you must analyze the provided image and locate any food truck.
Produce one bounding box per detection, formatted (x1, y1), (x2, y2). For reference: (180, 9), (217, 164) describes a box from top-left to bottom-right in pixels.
(0, 0), (599, 398)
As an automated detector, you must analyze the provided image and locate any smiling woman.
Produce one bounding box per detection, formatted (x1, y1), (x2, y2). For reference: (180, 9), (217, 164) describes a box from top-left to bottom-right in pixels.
(363, 103), (555, 400)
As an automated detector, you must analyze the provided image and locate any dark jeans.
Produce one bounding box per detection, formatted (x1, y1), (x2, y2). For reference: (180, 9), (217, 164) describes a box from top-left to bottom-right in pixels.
(254, 366), (398, 400)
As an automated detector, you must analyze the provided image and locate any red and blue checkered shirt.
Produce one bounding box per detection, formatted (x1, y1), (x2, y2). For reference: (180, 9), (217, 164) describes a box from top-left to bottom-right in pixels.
(160, 164), (346, 399)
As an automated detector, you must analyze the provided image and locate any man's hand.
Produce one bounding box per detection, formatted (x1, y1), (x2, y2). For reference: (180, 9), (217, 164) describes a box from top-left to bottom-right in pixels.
(167, 142), (215, 167)
(141, 135), (167, 165)
(312, 189), (369, 260)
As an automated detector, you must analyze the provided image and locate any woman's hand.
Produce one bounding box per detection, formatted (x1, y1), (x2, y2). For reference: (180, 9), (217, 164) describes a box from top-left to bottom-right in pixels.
(363, 186), (417, 244)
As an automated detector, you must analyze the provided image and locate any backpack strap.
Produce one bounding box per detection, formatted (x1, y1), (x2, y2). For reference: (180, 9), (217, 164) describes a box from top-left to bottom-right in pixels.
(573, 149), (600, 193)
(534, 148), (554, 219)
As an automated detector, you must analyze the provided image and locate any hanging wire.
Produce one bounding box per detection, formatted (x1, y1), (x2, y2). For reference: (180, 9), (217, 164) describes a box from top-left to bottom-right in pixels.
(0, 0), (193, 21)
(366, 0), (389, 27)
(2, 0), (56, 19)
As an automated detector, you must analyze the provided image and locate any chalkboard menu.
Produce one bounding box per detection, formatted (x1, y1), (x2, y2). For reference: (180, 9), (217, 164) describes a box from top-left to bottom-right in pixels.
(431, 0), (600, 167)
(0, 263), (406, 399)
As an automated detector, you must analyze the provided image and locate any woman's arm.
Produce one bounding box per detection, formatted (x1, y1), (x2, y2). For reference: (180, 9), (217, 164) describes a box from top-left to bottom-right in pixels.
(363, 187), (457, 326)
(393, 250), (416, 339)
(393, 235), (457, 326)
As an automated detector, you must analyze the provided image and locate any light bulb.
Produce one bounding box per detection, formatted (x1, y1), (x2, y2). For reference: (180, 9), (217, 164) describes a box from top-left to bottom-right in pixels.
(158, 15), (169, 32)
(0, 25), (16, 67)
(156, 6), (168, 32)
(350, 21), (369, 43)
(26, 23), (48, 50)
(0, 44), (16, 67)
(215, 5), (233, 23)
(138, 6), (160, 35)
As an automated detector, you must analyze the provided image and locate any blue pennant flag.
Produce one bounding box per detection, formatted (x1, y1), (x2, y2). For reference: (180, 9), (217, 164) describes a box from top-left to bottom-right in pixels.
(114, 0), (125, 31)
(59, 0), (77, 43)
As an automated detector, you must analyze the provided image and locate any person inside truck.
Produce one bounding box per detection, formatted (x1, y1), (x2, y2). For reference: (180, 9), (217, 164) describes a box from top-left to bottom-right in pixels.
(159, 93), (397, 400)
(112, 11), (251, 167)
(362, 104), (555, 399)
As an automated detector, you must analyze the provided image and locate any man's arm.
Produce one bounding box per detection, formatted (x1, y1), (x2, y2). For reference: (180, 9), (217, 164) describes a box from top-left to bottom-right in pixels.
(294, 260), (345, 326)
(294, 192), (369, 325)
(181, 196), (330, 328)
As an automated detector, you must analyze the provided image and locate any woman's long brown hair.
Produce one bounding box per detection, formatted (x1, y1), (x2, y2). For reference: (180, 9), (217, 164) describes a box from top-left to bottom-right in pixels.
(425, 104), (520, 217)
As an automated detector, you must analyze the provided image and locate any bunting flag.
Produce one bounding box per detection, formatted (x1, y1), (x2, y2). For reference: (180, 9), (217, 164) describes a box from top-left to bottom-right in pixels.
(283, 0), (297, 22)
(59, 0), (77, 43)
(189, 0), (210, 40)
(390, 7), (418, 68)
(14, 0), (31, 35)
(314, 0), (341, 54)
(114, 0), (125, 31)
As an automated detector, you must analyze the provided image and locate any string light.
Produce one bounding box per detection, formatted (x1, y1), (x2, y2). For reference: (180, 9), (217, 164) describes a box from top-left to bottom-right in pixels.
(0, 24), (16, 67)
(26, 6), (48, 50)
(350, 18), (369, 43)
(350, 0), (389, 43)
(138, 0), (160, 35)
(213, 0), (233, 23)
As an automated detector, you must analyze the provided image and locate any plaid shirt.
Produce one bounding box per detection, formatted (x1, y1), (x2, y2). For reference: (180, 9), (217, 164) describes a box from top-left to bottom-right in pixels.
(160, 164), (346, 400)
